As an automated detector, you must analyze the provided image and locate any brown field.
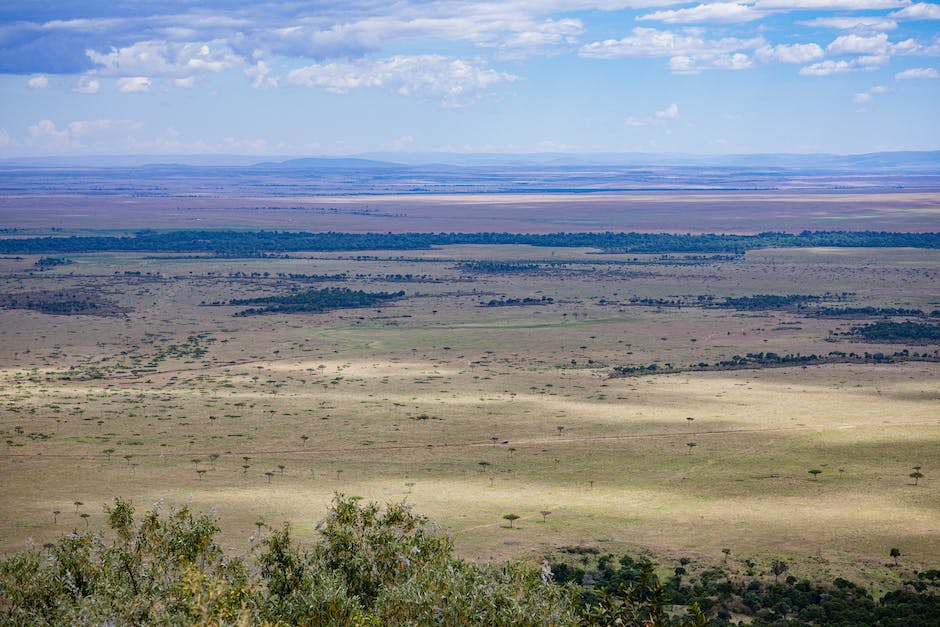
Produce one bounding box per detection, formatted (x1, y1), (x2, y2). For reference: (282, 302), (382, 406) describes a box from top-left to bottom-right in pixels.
(1, 223), (938, 591)
(1, 188), (938, 233)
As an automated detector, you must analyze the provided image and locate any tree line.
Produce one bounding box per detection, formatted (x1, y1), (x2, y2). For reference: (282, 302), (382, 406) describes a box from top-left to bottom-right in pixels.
(1, 230), (938, 256)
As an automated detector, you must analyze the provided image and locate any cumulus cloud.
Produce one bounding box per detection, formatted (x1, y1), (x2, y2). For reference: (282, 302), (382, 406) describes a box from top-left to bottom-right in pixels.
(890, 3), (940, 19)
(755, 0), (909, 8)
(827, 32), (891, 56)
(656, 103), (680, 119)
(287, 54), (516, 105)
(116, 76), (152, 93)
(383, 135), (416, 150)
(173, 76), (195, 88)
(755, 43), (824, 63)
(799, 16), (898, 30)
(74, 77), (100, 93)
(799, 56), (887, 75)
(27, 75), (49, 89)
(895, 66), (940, 78)
(853, 84), (891, 102)
(497, 18), (584, 58)
(637, 3), (765, 24)
(25, 118), (146, 153)
(626, 103), (681, 126)
(87, 40), (242, 77)
(580, 27), (761, 73)
(245, 60), (277, 89)
(28, 119), (69, 145)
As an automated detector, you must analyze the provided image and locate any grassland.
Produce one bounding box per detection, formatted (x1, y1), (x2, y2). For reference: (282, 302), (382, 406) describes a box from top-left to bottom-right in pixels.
(0, 240), (938, 593)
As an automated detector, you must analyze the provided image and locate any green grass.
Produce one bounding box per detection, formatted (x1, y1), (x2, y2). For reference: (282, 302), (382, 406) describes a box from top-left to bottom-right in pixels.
(0, 245), (937, 590)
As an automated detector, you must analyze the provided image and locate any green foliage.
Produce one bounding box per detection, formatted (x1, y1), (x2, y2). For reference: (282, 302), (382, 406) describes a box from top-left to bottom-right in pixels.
(228, 287), (405, 316)
(0, 495), (579, 626)
(852, 321), (940, 342)
(1, 229), (938, 257)
(551, 550), (940, 626)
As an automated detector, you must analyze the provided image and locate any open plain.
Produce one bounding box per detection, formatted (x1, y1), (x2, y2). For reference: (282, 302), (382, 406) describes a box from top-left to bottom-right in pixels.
(1, 190), (938, 593)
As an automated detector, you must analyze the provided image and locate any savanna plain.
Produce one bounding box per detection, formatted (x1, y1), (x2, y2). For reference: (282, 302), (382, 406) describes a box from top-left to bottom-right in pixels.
(0, 191), (938, 601)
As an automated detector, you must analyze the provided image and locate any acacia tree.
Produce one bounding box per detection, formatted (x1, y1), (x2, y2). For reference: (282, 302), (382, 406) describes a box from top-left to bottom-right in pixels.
(503, 514), (520, 529)
(809, 469), (822, 481)
(890, 548), (901, 565)
(910, 468), (924, 486)
(540, 510), (552, 523)
(771, 559), (788, 583)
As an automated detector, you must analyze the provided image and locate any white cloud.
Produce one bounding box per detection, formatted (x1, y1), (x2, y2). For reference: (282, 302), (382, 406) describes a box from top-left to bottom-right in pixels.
(0, 129), (11, 147)
(637, 3), (765, 24)
(580, 27), (762, 73)
(800, 16), (898, 30)
(755, 43), (824, 63)
(27, 120), (69, 146)
(895, 66), (940, 78)
(116, 76), (152, 93)
(287, 55), (516, 105)
(626, 103), (681, 125)
(827, 32), (890, 56)
(25, 118), (146, 153)
(853, 84), (891, 102)
(383, 135), (416, 150)
(669, 52), (752, 73)
(497, 18), (584, 58)
(245, 60), (277, 89)
(890, 3), (940, 19)
(27, 75), (49, 89)
(756, 0), (909, 8)
(799, 55), (887, 75)
(74, 77), (100, 93)
(656, 103), (680, 119)
(87, 40), (242, 77)
(66, 119), (143, 136)
(173, 76), (195, 88)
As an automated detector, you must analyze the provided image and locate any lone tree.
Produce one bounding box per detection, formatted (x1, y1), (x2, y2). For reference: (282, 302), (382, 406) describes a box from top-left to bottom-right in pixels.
(686, 442), (697, 455)
(771, 559), (789, 583)
(300, 434), (309, 448)
(910, 468), (924, 486)
(540, 510), (552, 523)
(808, 469), (822, 481)
(52, 510), (60, 524)
(890, 548), (901, 565)
(503, 513), (520, 529)
(405, 482), (415, 494)
(478, 461), (491, 473)
(264, 471), (274, 484)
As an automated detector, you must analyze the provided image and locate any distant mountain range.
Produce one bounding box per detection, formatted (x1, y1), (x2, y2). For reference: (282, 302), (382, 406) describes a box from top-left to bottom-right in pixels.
(1, 150), (939, 171)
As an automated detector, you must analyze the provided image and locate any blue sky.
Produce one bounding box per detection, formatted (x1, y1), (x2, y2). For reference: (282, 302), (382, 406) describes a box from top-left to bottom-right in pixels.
(0, 0), (938, 157)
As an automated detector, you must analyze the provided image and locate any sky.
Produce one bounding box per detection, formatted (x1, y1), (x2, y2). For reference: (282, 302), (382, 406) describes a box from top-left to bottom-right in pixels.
(0, 0), (938, 158)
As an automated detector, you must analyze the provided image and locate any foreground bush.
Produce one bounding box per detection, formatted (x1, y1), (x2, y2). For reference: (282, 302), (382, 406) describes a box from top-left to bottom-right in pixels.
(0, 495), (582, 625)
